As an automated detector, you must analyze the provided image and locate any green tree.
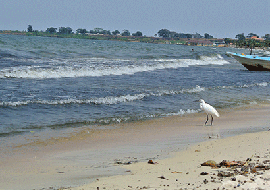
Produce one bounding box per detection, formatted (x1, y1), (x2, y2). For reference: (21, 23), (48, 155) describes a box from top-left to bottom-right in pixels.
(132, 31), (142, 36)
(121, 30), (130, 36)
(59, 27), (73, 34)
(46, 27), (57, 34)
(235, 33), (245, 41)
(103, 30), (111, 35)
(235, 33), (245, 48)
(224, 38), (233, 44)
(264, 39), (270, 47)
(157, 29), (170, 38)
(247, 33), (258, 38)
(247, 39), (256, 55)
(112, 30), (120, 35)
(204, 33), (213, 39)
(94, 28), (103, 34)
(27, 25), (33, 32)
(186, 34), (192, 38)
(76, 28), (87, 34)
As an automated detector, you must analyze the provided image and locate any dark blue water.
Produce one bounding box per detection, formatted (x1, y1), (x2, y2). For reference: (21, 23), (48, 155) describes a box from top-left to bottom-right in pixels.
(1, 34), (270, 137)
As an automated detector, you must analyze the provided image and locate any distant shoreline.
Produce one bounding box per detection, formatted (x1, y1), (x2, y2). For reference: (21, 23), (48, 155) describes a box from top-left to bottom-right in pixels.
(2, 31), (269, 50)
(0, 30), (227, 47)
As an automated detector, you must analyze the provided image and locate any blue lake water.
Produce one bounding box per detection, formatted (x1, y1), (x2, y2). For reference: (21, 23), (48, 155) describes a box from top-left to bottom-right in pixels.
(0, 34), (270, 137)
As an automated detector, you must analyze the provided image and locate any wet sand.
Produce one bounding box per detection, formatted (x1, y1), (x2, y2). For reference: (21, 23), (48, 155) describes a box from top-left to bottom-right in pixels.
(1, 104), (270, 189)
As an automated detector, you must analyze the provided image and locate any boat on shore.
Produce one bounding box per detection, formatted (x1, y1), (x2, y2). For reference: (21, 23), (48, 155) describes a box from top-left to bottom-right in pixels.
(228, 52), (270, 71)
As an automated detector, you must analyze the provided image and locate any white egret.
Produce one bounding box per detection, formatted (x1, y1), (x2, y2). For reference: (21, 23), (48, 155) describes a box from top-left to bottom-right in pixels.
(200, 99), (220, 125)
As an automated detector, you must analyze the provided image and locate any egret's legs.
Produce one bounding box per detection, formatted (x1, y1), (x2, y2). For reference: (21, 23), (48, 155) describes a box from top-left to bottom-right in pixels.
(205, 115), (214, 126)
(205, 115), (209, 125)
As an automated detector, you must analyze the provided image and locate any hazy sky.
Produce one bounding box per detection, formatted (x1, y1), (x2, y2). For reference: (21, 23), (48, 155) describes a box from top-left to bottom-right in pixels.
(2, 0), (270, 38)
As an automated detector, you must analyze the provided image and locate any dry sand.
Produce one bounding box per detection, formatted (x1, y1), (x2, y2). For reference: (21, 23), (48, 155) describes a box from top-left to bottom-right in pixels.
(1, 104), (270, 189)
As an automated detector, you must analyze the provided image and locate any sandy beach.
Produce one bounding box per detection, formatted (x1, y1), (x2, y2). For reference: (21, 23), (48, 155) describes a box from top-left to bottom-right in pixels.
(1, 104), (270, 190)
(74, 132), (270, 190)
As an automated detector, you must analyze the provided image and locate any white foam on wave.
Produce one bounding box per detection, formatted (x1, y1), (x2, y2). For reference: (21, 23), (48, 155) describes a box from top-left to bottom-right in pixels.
(199, 54), (228, 65)
(0, 55), (229, 79)
(0, 94), (148, 107)
(0, 86), (205, 107)
(92, 94), (147, 104)
(220, 81), (269, 90)
(152, 85), (205, 96)
(257, 82), (268, 87)
(241, 82), (268, 88)
(0, 100), (32, 107)
(184, 85), (205, 93)
(166, 109), (199, 116)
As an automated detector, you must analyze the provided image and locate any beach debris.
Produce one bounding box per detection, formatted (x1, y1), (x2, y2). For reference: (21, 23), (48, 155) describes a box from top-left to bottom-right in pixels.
(172, 151), (270, 188)
(158, 175), (166, 179)
(201, 160), (217, 167)
(171, 171), (182, 173)
(200, 172), (209, 175)
(114, 158), (138, 165)
(142, 186), (149, 189)
(148, 159), (158, 164)
(263, 159), (270, 164)
(217, 171), (234, 177)
(201, 159), (250, 169)
(115, 161), (122, 164)
(200, 155), (270, 184)
(203, 179), (209, 184)
(219, 160), (242, 167)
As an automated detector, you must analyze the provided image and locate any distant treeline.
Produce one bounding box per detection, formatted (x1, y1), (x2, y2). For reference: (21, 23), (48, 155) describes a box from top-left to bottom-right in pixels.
(221, 33), (270, 49)
(27, 25), (214, 39)
(0, 29), (186, 44)
(0, 25), (270, 48)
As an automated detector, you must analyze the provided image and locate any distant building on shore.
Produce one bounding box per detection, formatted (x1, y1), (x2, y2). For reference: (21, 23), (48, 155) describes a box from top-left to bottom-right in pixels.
(249, 36), (264, 41)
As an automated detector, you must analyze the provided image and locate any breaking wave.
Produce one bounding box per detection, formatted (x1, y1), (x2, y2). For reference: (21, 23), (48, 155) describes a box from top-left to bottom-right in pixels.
(2, 80), (269, 108)
(0, 94), (146, 107)
(0, 55), (229, 79)
(0, 85), (205, 107)
(1, 80), (268, 108)
(220, 82), (269, 89)
(166, 109), (199, 116)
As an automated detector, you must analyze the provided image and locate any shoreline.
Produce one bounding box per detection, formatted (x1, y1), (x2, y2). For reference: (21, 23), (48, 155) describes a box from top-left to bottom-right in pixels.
(1, 104), (270, 189)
